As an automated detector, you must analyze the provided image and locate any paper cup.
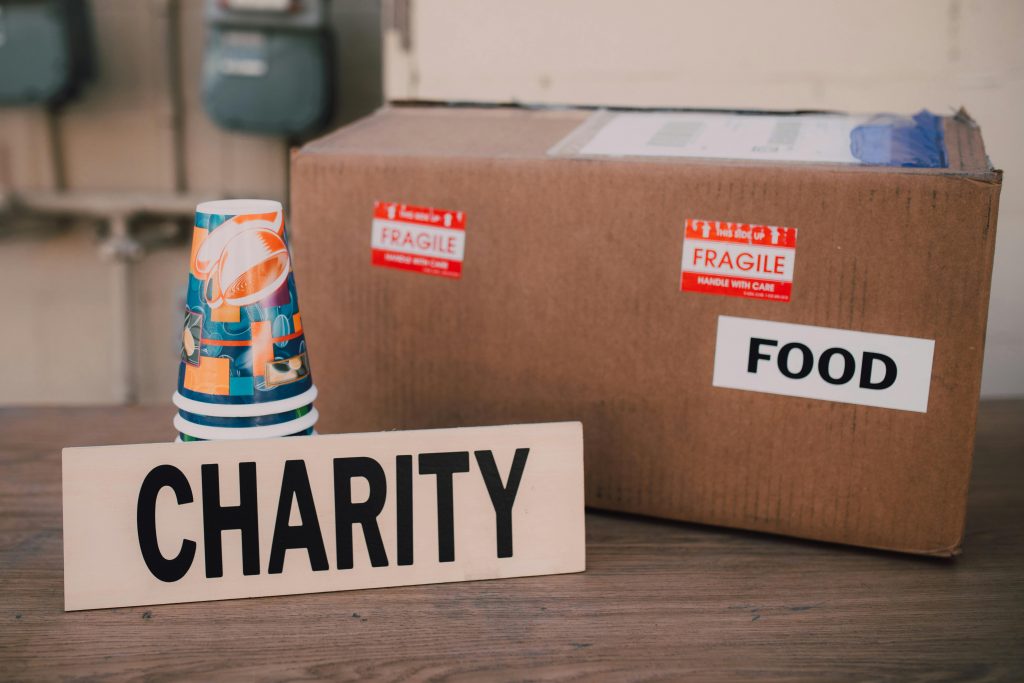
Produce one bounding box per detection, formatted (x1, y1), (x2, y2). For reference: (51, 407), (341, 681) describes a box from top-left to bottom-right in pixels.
(177, 403), (312, 428)
(177, 428), (316, 443)
(174, 407), (319, 441)
(177, 199), (314, 409)
(173, 199), (319, 442)
(172, 384), (317, 418)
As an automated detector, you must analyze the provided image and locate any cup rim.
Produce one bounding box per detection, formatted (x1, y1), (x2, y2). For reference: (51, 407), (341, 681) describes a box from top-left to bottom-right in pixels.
(174, 407), (318, 440)
(195, 199), (283, 216)
(172, 385), (318, 417)
(174, 428), (318, 444)
(178, 403), (312, 425)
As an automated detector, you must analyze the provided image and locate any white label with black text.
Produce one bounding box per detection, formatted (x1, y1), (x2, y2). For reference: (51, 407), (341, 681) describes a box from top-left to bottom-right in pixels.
(713, 316), (935, 412)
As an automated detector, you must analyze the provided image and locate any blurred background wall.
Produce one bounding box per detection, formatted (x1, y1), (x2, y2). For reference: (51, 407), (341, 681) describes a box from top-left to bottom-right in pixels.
(0, 0), (1020, 405)
(0, 0), (382, 404)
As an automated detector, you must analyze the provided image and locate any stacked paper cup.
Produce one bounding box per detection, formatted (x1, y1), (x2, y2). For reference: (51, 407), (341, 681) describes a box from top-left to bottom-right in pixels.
(173, 199), (318, 442)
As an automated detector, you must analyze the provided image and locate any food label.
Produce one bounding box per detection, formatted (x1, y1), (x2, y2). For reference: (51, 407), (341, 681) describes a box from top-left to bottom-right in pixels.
(371, 201), (466, 278)
(713, 316), (935, 413)
(680, 219), (797, 302)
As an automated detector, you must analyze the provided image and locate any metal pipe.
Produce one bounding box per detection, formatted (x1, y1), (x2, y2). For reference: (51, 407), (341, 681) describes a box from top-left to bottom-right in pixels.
(44, 105), (66, 191)
(3, 190), (218, 404)
(161, 0), (188, 194)
(105, 213), (136, 403)
(12, 190), (206, 218)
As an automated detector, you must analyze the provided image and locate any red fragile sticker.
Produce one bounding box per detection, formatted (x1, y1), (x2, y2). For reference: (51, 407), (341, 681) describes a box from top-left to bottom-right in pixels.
(371, 201), (466, 278)
(680, 218), (798, 302)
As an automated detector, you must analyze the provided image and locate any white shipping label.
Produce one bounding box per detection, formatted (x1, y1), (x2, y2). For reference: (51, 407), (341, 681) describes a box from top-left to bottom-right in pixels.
(713, 316), (935, 413)
(567, 112), (868, 163)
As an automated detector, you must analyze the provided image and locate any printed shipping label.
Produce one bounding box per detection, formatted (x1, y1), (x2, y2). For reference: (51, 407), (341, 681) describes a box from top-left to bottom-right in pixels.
(713, 316), (935, 413)
(556, 111), (867, 163)
(371, 202), (466, 278)
(681, 219), (797, 302)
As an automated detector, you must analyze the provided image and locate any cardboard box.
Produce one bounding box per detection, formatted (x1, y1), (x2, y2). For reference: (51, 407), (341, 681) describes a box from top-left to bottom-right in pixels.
(290, 104), (1001, 556)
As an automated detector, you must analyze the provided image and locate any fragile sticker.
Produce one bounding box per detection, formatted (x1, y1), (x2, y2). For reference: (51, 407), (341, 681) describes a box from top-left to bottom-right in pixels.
(371, 202), (466, 278)
(680, 219), (797, 302)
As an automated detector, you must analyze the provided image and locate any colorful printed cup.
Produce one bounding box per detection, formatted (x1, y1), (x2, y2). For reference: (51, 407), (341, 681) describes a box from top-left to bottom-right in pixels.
(177, 403), (313, 428)
(173, 199), (319, 444)
(176, 199), (314, 408)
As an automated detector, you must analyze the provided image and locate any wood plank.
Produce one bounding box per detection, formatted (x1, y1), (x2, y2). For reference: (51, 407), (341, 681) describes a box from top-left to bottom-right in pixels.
(1, 401), (1022, 680)
(62, 422), (585, 610)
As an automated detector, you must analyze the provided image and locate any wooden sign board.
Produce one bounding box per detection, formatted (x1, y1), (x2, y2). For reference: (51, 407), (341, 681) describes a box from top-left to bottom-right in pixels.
(62, 422), (584, 611)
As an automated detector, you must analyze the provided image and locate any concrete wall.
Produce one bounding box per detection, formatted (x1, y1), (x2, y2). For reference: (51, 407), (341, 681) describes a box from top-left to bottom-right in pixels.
(0, 0), (382, 405)
(383, 0), (1024, 397)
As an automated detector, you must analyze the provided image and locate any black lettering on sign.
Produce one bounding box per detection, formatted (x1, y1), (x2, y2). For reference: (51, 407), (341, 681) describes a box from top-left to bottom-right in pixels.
(475, 448), (529, 558)
(778, 342), (814, 379)
(202, 463), (261, 578)
(396, 455), (414, 566)
(419, 452), (470, 563)
(747, 337), (902, 391)
(334, 457), (389, 569)
(861, 351), (898, 390)
(137, 465), (196, 583)
(747, 337), (778, 373)
(139, 446), (540, 581)
(818, 347), (856, 385)
(268, 460), (328, 574)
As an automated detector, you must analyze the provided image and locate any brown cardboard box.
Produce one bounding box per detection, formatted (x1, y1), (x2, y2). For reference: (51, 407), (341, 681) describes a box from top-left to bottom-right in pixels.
(290, 104), (1001, 556)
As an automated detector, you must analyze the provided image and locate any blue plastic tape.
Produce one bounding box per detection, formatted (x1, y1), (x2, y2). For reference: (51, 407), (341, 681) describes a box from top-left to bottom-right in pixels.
(850, 110), (946, 168)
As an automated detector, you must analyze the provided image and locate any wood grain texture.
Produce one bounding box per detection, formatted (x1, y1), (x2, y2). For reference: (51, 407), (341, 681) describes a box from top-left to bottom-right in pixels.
(1, 402), (1022, 681)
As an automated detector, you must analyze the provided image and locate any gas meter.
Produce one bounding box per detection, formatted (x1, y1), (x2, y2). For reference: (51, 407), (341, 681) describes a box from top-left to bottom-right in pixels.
(202, 0), (332, 137)
(0, 0), (93, 105)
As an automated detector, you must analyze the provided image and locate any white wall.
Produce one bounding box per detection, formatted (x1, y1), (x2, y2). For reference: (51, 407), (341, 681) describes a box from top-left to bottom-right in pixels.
(383, 0), (1024, 396)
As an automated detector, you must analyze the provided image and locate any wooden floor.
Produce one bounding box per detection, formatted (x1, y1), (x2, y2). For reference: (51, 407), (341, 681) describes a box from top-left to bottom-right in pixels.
(1, 402), (1022, 681)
